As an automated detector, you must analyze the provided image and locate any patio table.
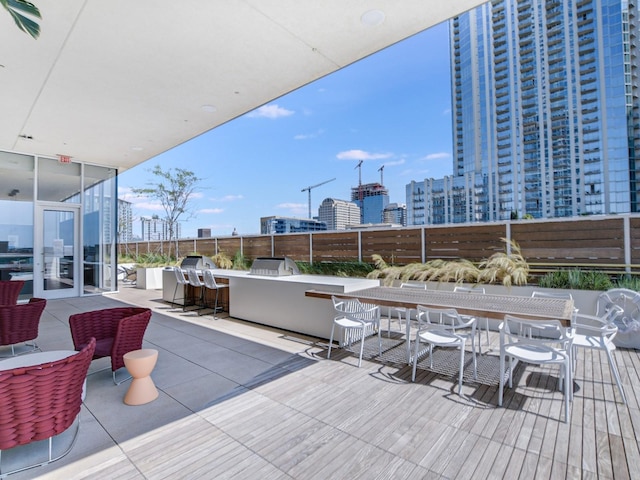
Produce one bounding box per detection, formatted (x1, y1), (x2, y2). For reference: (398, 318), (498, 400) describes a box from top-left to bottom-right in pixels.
(306, 286), (574, 363)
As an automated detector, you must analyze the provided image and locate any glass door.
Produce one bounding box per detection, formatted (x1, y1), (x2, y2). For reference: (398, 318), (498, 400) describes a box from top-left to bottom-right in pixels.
(34, 205), (80, 299)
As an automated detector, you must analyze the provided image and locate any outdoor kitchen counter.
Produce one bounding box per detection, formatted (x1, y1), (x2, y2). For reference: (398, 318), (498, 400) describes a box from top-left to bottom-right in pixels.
(204, 269), (380, 339)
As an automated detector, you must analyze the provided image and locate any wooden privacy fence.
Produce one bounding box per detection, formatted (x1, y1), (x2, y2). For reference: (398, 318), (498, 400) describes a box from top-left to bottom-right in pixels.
(119, 214), (640, 275)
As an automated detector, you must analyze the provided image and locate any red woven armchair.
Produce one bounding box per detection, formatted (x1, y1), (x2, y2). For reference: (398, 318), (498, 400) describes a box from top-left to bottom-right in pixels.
(69, 307), (152, 384)
(0, 297), (46, 356)
(0, 338), (95, 476)
(0, 280), (25, 305)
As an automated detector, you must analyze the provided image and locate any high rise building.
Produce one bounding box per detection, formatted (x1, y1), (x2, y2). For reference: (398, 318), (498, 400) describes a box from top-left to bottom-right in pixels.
(117, 199), (134, 242)
(408, 0), (639, 225)
(383, 203), (407, 226)
(351, 183), (389, 224)
(318, 198), (361, 231)
(140, 216), (180, 241)
(260, 216), (327, 234)
(197, 228), (211, 238)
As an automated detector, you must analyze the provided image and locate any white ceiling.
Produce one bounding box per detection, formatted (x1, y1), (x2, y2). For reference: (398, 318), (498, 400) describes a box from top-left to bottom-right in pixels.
(1, 0), (485, 174)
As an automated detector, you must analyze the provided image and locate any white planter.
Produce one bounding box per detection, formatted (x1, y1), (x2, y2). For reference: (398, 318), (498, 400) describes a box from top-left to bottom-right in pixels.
(136, 267), (164, 290)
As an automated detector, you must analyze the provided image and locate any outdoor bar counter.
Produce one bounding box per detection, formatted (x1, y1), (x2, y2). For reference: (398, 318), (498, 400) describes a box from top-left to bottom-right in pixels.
(188, 269), (379, 339)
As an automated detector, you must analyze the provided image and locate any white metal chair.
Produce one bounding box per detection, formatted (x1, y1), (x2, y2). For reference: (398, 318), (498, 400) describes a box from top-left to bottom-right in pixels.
(328, 296), (381, 368)
(596, 288), (640, 349)
(202, 269), (229, 319)
(186, 269), (206, 312)
(386, 282), (427, 337)
(572, 305), (626, 404)
(498, 314), (573, 423)
(171, 268), (189, 309)
(454, 285), (488, 350)
(411, 305), (477, 395)
(531, 290), (577, 325)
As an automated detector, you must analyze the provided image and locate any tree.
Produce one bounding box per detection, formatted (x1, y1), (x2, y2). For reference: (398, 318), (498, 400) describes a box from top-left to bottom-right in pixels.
(131, 165), (202, 258)
(1, 0), (41, 39)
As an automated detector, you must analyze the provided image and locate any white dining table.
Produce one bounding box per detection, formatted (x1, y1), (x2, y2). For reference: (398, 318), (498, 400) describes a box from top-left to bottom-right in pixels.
(307, 286), (575, 363)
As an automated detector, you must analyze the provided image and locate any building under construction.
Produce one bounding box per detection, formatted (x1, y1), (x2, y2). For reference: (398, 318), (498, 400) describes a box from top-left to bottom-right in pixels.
(351, 182), (389, 224)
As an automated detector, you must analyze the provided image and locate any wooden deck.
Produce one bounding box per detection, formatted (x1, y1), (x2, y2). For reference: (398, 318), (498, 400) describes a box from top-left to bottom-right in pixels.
(3, 287), (640, 479)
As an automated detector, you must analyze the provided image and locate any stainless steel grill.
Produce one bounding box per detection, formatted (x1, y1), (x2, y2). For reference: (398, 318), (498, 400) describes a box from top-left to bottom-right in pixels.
(180, 255), (215, 270)
(249, 257), (300, 276)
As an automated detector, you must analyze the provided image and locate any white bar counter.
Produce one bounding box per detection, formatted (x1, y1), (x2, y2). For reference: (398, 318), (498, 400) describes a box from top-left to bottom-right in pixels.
(204, 269), (379, 339)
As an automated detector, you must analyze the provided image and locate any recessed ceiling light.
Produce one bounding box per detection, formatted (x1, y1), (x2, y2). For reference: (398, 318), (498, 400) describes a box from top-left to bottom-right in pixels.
(201, 104), (217, 113)
(131, 146), (143, 151)
(361, 10), (385, 27)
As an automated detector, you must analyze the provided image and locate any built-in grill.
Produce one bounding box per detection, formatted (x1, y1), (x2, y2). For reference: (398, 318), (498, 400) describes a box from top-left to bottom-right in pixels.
(180, 255), (215, 270)
(249, 257), (300, 276)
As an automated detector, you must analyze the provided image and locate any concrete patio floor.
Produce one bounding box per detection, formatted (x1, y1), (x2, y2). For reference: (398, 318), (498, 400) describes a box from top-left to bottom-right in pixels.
(2, 285), (639, 479)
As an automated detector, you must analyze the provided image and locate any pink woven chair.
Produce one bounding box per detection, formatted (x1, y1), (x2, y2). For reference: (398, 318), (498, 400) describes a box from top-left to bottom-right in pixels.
(0, 280), (25, 305)
(0, 338), (95, 476)
(0, 297), (46, 357)
(69, 307), (152, 384)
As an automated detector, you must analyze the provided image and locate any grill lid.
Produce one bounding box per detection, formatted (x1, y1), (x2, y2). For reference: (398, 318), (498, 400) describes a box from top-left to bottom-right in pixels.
(180, 255), (214, 269)
(249, 257), (299, 276)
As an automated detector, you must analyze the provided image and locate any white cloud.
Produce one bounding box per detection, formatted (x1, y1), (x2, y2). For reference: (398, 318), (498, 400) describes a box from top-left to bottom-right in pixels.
(134, 201), (164, 212)
(294, 129), (324, 140)
(276, 202), (307, 216)
(199, 208), (224, 214)
(423, 152), (451, 161)
(336, 149), (394, 161)
(211, 194), (244, 202)
(382, 158), (406, 167)
(247, 104), (294, 119)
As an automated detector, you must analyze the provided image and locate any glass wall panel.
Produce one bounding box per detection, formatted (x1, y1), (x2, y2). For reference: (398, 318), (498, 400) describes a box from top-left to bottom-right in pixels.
(83, 164), (117, 294)
(37, 157), (81, 203)
(0, 152), (34, 300)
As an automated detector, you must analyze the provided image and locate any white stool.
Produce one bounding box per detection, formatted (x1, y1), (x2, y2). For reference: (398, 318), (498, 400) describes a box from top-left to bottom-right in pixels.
(123, 349), (159, 405)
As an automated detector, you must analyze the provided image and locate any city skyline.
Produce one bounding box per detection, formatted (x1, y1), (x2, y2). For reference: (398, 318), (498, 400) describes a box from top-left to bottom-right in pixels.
(117, 21), (454, 238)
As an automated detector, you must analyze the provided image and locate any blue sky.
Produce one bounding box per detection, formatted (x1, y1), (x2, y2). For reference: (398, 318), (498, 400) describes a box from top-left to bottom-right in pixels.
(118, 21), (453, 238)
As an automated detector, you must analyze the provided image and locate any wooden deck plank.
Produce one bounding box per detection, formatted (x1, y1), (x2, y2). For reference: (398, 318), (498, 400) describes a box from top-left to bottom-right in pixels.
(17, 293), (640, 480)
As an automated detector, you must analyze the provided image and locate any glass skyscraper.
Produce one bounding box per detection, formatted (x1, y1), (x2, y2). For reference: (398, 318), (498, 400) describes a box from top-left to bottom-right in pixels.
(408, 0), (639, 224)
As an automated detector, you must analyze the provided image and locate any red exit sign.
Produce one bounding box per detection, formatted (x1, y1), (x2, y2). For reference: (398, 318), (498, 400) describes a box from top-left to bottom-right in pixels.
(58, 154), (72, 164)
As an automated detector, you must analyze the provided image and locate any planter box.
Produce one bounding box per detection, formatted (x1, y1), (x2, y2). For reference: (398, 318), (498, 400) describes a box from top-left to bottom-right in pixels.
(136, 267), (164, 290)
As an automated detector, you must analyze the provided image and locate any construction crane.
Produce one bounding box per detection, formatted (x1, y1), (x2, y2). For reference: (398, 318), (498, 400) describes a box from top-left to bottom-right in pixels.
(355, 160), (364, 202)
(378, 165), (384, 185)
(301, 177), (336, 219)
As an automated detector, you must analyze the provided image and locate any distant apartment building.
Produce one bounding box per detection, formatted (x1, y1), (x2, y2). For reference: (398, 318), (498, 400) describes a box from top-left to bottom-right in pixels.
(383, 202), (407, 226)
(318, 198), (361, 231)
(260, 216), (327, 234)
(351, 183), (389, 224)
(140, 216), (180, 241)
(197, 228), (211, 238)
(408, 0), (639, 225)
(117, 199), (134, 242)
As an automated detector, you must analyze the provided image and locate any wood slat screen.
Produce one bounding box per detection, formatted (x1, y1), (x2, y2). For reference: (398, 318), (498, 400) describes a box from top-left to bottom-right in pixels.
(312, 231), (359, 262)
(630, 217), (640, 266)
(513, 218), (625, 264)
(360, 228), (423, 264)
(216, 238), (242, 257)
(118, 214), (640, 272)
(424, 224), (505, 262)
(242, 236), (273, 259)
(274, 233), (310, 261)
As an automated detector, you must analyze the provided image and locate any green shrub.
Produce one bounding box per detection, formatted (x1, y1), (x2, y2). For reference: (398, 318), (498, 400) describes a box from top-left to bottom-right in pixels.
(296, 261), (373, 278)
(232, 251), (250, 270)
(132, 252), (178, 267)
(614, 275), (640, 291)
(537, 269), (613, 291)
